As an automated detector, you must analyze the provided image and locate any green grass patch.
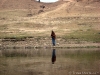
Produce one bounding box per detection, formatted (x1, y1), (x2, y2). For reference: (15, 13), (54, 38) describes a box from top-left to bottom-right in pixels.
(64, 29), (100, 43)
(0, 32), (33, 42)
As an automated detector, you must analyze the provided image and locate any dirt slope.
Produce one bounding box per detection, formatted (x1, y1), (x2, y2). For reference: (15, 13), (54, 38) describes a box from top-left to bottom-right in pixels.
(35, 0), (100, 18)
(0, 0), (40, 9)
(0, 0), (63, 9)
(0, 0), (100, 16)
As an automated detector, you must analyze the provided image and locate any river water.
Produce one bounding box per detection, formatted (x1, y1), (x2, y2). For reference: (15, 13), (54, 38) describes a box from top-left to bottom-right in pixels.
(0, 48), (100, 75)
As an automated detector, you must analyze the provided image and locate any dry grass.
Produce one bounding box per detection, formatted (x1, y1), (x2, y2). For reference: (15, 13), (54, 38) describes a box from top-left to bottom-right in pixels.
(0, 1), (100, 40)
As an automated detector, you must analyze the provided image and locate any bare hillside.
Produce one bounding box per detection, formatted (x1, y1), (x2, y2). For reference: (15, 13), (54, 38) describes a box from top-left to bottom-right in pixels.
(0, 0), (100, 16)
(0, 0), (100, 43)
(0, 0), (38, 9)
(0, 0), (63, 9)
(35, 0), (100, 18)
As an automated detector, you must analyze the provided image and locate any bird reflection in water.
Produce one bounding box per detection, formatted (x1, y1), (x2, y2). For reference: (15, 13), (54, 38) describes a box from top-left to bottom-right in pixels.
(51, 48), (56, 64)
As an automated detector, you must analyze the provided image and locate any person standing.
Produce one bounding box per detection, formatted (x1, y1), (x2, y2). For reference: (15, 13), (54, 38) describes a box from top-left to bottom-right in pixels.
(51, 30), (56, 46)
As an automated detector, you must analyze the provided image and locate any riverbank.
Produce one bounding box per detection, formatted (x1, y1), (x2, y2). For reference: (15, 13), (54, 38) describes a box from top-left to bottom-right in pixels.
(0, 37), (100, 49)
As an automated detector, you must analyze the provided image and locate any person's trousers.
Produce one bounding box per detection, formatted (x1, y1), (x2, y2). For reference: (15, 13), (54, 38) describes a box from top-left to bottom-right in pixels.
(52, 38), (56, 46)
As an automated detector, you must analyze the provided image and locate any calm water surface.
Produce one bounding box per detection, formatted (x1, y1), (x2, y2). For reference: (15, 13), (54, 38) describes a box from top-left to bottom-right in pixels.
(0, 48), (100, 75)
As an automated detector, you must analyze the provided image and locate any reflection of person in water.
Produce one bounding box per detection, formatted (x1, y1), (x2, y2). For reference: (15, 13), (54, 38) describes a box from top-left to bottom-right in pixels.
(51, 30), (56, 46)
(52, 49), (56, 64)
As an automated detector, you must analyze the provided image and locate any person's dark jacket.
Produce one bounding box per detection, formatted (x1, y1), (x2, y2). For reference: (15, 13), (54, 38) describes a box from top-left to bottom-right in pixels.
(51, 31), (56, 39)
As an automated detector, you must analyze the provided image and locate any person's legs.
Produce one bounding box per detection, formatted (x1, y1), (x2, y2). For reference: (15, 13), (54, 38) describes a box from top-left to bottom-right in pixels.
(52, 38), (55, 46)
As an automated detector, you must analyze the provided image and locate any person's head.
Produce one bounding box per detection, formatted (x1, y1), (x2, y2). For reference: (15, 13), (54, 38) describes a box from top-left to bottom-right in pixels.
(52, 30), (55, 34)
